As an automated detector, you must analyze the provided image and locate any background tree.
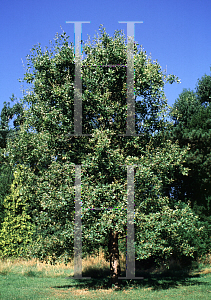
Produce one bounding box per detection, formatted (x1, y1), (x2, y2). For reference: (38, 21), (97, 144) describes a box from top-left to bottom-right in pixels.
(196, 73), (211, 106)
(4, 26), (209, 285)
(0, 164), (34, 257)
(169, 76), (211, 224)
(0, 97), (24, 227)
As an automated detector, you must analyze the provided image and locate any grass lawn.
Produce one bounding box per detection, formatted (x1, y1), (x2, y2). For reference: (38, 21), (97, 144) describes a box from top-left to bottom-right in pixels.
(0, 251), (211, 299)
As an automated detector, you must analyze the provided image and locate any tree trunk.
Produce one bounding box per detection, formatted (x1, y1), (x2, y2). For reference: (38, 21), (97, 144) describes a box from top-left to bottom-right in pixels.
(109, 229), (121, 287)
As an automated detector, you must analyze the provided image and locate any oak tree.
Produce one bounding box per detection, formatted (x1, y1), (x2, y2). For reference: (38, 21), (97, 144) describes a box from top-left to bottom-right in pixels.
(4, 26), (207, 286)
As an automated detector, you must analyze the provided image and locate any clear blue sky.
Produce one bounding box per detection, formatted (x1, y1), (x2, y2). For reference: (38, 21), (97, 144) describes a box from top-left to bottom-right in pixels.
(1, 0), (211, 123)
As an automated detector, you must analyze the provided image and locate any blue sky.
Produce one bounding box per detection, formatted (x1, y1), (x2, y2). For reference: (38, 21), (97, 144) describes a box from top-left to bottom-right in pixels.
(1, 0), (211, 125)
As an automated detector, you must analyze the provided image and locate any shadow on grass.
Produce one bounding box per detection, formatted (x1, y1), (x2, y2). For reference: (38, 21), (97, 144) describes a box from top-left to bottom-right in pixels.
(52, 265), (210, 291)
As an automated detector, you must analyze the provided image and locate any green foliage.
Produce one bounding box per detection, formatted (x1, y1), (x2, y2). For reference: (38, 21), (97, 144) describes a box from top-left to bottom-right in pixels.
(20, 26), (176, 139)
(196, 73), (211, 105)
(131, 140), (207, 264)
(0, 164), (35, 258)
(0, 158), (13, 227)
(27, 161), (75, 264)
(0, 96), (25, 148)
(3, 26), (209, 266)
(0, 96), (25, 228)
(169, 83), (211, 222)
(135, 202), (208, 264)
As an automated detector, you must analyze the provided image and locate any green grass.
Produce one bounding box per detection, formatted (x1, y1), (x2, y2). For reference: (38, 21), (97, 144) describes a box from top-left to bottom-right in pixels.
(0, 252), (211, 299)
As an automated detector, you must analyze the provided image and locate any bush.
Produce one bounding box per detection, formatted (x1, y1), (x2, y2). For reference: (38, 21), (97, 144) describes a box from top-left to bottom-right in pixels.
(0, 164), (35, 258)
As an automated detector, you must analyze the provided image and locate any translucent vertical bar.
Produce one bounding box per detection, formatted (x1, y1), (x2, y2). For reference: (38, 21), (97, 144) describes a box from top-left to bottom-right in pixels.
(74, 165), (91, 279)
(65, 21), (90, 136)
(118, 21), (143, 136)
(74, 23), (82, 135)
(126, 23), (135, 136)
(126, 165), (136, 278)
(119, 164), (143, 280)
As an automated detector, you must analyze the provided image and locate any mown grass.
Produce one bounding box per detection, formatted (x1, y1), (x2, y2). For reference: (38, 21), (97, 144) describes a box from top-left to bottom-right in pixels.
(0, 250), (211, 299)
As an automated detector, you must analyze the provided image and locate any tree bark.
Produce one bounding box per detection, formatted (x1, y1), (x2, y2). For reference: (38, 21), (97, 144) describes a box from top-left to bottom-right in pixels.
(109, 229), (121, 287)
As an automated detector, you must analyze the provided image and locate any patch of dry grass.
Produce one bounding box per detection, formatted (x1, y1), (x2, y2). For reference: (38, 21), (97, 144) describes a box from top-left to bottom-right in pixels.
(198, 253), (211, 265)
(0, 248), (126, 278)
(198, 267), (211, 275)
(82, 249), (126, 274)
(0, 256), (73, 277)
